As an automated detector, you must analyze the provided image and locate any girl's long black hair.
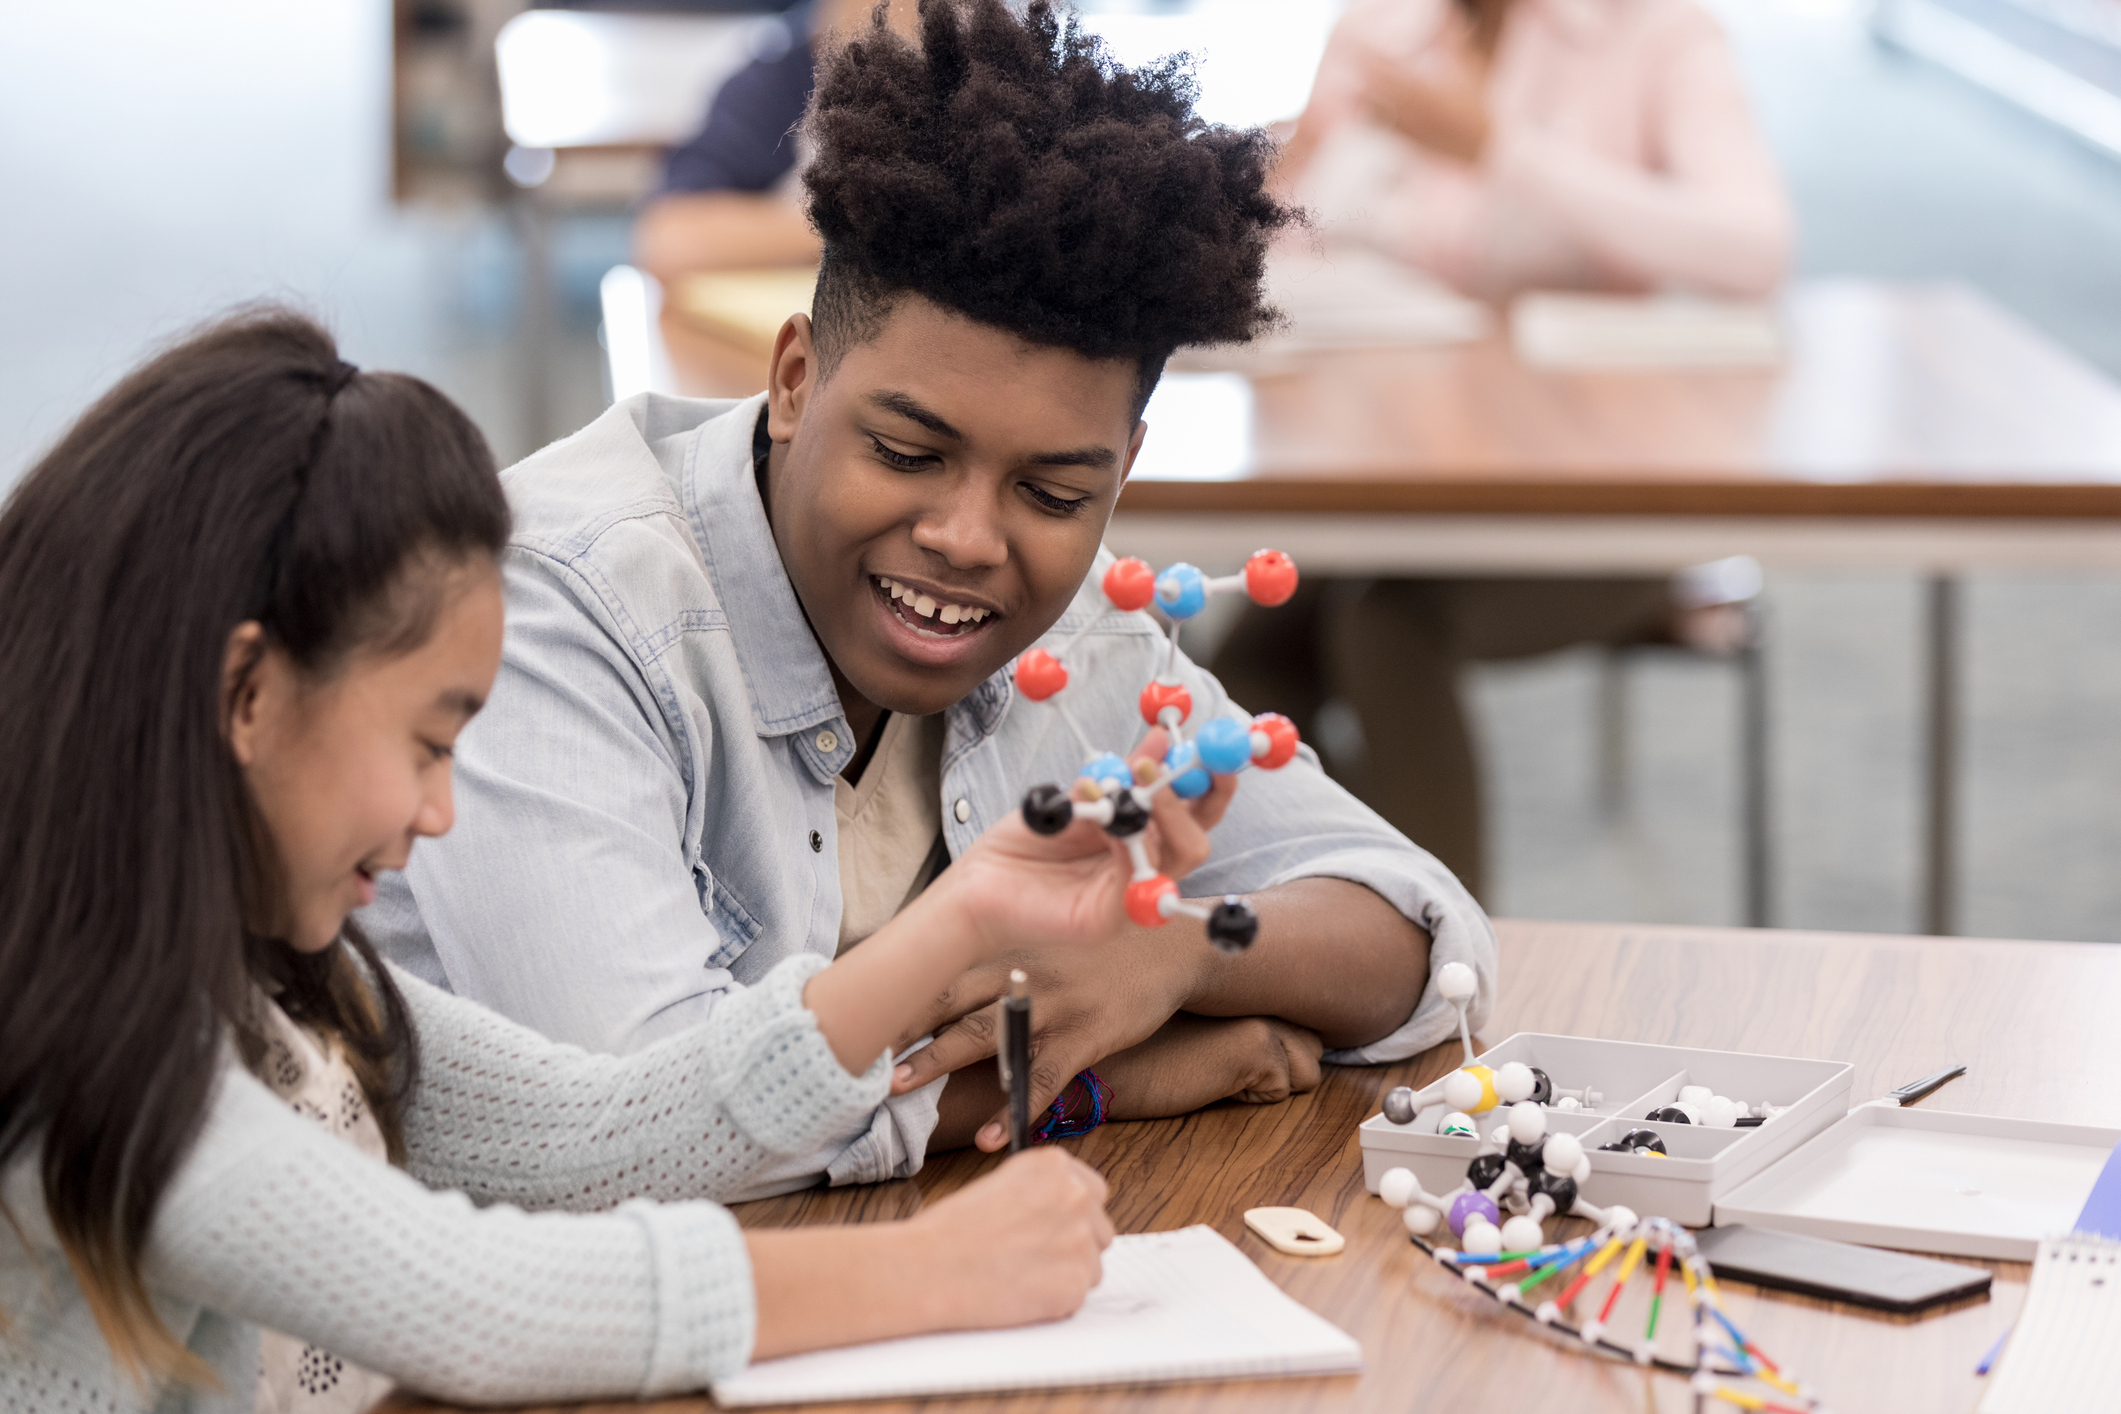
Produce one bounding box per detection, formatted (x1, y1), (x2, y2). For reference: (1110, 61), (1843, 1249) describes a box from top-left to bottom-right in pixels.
(0, 308), (510, 1382)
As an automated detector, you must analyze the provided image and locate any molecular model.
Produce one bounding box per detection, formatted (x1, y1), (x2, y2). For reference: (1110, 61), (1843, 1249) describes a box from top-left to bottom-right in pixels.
(1413, 1213), (1831, 1413)
(1644, 1087), (1787, 1130)
(1014, 550), (1304, 953)
(1377, 962), (1602, 1126)
(1379, 1100), (1615, 1256)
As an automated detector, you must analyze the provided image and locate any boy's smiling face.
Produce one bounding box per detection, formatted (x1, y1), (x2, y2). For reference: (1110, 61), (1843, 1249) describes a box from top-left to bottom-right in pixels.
(762, 294), (1147, 718)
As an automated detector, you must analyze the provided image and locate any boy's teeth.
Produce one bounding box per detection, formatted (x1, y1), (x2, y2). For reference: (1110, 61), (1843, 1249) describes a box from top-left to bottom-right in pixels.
(877, 577), (989, 626)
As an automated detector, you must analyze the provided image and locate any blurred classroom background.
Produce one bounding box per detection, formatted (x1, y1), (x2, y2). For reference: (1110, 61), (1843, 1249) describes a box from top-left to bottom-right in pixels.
(6, 0), (2121, 940)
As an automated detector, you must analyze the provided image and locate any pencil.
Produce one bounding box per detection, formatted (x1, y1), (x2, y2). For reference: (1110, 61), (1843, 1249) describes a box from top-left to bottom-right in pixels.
(1001, 969), (1031, 1153)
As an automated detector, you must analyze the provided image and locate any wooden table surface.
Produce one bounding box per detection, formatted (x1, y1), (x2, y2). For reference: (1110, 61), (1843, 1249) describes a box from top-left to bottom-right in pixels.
(393, 918), (2121, 1414)
(637, 278), (2121, 521)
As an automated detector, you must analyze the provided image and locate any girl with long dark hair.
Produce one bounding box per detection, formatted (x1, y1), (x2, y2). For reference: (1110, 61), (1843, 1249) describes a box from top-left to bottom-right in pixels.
(0, 309), (1229, 1411)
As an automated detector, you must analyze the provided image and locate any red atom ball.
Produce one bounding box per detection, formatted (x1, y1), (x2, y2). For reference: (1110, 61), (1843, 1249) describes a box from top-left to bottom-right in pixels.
(1103, 557), (1156, 612)
(1126, 874), (1178, 928)
(1244, 549), (1299, 607)
(1252, 712), (1300, 769)
(1015, 648), (1069, 701)
(1139, 680), (1194, 727)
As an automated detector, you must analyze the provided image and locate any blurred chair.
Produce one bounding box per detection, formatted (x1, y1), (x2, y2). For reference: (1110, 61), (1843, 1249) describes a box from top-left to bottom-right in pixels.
(493, 5), (785, 442)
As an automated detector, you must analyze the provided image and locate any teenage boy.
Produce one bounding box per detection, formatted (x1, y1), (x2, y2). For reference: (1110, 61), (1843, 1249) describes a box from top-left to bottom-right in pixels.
(366, 0), (1495, 1189)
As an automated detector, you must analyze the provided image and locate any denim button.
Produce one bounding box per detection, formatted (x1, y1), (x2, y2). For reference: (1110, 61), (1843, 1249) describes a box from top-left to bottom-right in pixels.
(815, 729), (839, 754)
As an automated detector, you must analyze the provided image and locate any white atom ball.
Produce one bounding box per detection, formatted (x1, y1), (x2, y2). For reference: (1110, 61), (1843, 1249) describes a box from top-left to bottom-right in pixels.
(1495, 1061), (1537, 1104)
(1442, 1069), (1485, 1112)
(1501, 1215), (1545, 1253)
(1436, 961), (1478, 1002)
(1543, 1132), (1585, 1174)
(1403, 1203), (1441, 1236)
(1507, 1101), (1547, 1144)
(1379, 1167), (1418, 1209)
(1702, 1095), (1743, 1128)
(1461, 1219), (1503, 1257)
(1678, 1085), (1714, 1107)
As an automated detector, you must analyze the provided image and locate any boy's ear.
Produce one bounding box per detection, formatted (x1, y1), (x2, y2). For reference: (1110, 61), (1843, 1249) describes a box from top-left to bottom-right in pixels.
(766, 313), (816, 444)
(1119, 419), (1148, 487)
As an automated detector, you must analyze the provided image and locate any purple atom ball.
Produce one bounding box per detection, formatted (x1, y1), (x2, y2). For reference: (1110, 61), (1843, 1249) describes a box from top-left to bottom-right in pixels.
(1447, 1190), (1501, 1237)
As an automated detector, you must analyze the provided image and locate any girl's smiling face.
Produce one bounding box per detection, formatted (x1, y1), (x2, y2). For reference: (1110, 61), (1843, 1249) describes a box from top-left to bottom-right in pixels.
(762, 295), (1147, 718)
(225, 559), (504, 952)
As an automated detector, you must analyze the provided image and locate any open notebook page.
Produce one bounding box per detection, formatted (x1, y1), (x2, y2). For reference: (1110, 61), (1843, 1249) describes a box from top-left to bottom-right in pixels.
(711, 1225), (1363, 1408)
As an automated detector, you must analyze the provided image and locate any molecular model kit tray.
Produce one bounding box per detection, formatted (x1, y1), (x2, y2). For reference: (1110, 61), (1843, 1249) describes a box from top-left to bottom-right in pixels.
(1359, 1034), (1853, 1226)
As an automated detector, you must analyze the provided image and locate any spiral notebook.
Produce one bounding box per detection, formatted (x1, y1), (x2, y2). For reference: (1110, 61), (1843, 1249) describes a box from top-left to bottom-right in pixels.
(1977, 1233), (2121, 1412)
(710, 1225), (1363, 1407)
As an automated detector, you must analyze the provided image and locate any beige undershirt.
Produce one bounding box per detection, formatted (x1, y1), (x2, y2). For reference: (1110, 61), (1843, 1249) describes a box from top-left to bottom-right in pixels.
(834, 712), (947, 954)
(250, 996), (396, 1414)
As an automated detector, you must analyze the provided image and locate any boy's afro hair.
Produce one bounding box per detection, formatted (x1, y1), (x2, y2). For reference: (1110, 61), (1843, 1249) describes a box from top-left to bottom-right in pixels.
(801, 0), (1297, 385)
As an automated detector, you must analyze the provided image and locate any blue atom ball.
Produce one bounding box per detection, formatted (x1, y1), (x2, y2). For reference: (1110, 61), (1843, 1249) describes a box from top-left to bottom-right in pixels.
(1079, 752), (1132, 792)
(1165, 739), (1211, 799)
(1194, 716), (1253, 774)
(1154, 562), (1208, 620)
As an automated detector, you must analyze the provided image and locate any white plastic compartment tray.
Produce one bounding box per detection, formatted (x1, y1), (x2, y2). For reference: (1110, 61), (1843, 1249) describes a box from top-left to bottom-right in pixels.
(1713, 1103), (2121, 1260)
(1359, 1033), (1852, 1226)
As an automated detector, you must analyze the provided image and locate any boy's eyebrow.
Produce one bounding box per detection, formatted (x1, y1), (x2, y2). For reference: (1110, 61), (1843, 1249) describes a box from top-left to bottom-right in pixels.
(868, 391), (964, 441)
(868, 390), (1118, 469)
(1027, 446), (1119, 470)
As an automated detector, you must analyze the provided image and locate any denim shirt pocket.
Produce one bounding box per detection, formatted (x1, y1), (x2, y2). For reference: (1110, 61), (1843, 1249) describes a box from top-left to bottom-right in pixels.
(692, 859), (764, 970)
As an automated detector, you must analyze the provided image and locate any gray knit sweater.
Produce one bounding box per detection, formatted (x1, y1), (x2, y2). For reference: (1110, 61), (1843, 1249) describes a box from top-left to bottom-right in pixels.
(0, 953), (889, 1412)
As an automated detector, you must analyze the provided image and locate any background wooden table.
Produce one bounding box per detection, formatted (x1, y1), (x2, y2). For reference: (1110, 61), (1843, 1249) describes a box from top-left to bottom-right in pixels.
(601, 271), (2121, 934)
(394, 918), (2121, 1414)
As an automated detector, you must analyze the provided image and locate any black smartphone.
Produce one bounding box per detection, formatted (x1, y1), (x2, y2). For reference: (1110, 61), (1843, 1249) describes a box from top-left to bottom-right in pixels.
(1694, 1225), (1991, 1315)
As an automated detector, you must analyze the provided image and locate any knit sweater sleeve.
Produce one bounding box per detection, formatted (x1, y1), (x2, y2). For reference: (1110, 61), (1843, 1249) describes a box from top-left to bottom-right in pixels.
(392, 954), (892, 1208)
(146, 1064), (756, 1403)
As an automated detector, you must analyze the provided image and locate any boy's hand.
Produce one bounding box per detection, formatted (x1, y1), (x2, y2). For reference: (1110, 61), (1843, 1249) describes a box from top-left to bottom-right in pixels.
(922, 726), (1236, 959)
(892, 730), (1248, 1131)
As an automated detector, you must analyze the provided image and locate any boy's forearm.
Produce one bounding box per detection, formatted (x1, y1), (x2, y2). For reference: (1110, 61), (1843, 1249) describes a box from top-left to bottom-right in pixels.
(1175, 877), (1431, 1050)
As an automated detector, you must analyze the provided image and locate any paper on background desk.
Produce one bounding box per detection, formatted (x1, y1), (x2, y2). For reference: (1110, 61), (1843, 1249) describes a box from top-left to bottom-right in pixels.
(1512, 292), (1784, 368)
(668, 268), (819, 358)
(1172, 245), (1487, 372)
(709, 1225), (1362, 1407)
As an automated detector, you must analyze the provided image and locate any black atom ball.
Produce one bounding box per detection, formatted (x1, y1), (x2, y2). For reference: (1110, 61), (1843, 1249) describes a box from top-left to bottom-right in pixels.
(1104, 790), (1151, 838)
(1021, 783), (1073, 836)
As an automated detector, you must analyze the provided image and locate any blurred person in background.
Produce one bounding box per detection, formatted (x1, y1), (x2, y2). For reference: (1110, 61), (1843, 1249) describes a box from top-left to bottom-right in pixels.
(634, 0), (918, 283)
(1211, 0), (1791, 899)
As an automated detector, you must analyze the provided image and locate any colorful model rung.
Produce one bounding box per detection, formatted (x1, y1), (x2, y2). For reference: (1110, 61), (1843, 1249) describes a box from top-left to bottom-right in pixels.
(1012, 549), (1304, 954)
(1401, 1213), (1829, 1413)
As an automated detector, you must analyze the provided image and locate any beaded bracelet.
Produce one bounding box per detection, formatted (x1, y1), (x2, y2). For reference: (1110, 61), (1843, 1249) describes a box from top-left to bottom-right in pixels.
(1033, 1069), (1111, 1142)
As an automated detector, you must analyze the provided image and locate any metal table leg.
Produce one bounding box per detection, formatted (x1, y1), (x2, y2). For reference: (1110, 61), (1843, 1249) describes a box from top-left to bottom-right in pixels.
(1740, 612), (1771, 928)
(1923, 574), (1961, 936)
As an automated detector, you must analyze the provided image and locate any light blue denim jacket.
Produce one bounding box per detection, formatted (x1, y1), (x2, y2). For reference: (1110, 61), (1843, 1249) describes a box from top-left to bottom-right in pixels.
(364, 393), (1495, 1190)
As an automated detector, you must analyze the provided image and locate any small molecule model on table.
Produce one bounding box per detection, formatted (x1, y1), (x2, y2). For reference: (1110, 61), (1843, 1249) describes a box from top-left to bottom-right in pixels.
(1014, 550), (1304, 953)
(1643, 1086), (1788, 1129)
(1376, 961), (1603, 1127)
(1379, 1100), (1614, 1257)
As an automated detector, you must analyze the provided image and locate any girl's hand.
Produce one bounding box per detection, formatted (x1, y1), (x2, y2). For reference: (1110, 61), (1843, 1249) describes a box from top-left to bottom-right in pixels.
(901, 1149), (1115, 1330)
(745, 1149), (1113, 1359)
(926, 727), (1237, 957)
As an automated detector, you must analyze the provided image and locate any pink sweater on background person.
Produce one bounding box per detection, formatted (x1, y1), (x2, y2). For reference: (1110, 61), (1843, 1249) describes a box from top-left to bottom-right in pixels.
(1290, 0), (1793, 300)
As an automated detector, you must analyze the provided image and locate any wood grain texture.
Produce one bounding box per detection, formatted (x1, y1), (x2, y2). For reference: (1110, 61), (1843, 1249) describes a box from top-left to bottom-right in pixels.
(648, 281), (2121, 518)
(389, 919), (2121, 1414)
